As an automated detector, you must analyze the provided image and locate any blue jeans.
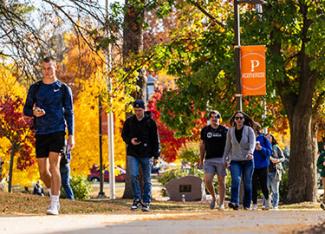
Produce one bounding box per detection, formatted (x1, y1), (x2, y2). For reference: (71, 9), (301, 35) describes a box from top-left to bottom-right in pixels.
(267, 171), (280, 208)
(230, 160), (254, 208)
(127, 155), (152, 203)
(60, 163), (75, 200)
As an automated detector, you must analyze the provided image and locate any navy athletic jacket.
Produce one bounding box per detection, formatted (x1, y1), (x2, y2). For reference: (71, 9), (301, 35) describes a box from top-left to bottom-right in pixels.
(23, 80), (74, 135)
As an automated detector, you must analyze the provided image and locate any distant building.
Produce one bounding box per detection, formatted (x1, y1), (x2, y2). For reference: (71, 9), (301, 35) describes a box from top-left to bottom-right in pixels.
(146, 74), (157, 101)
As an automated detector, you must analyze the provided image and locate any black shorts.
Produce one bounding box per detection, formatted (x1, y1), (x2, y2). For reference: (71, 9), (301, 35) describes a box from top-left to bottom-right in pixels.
(35, 132), (65, 158)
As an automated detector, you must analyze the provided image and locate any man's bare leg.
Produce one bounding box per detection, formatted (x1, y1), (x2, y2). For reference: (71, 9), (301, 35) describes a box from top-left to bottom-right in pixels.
(49, 152), (61, 196)
(46, 152), (61, 215)
(37, 158), (51, 189)
(217, 175), (226, 208)
(204, 173), (216, 209)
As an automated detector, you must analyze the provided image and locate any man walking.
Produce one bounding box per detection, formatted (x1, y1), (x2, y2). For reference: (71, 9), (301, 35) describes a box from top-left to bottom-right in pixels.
(60, 145), (74, 200)
(199, 110), (228, 210)
(122, 99), (160, 212)
(24, 56), (74, 215)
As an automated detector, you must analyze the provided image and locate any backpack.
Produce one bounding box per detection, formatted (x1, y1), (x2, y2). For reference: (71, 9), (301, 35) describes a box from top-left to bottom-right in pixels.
(30, 80), (68, 129)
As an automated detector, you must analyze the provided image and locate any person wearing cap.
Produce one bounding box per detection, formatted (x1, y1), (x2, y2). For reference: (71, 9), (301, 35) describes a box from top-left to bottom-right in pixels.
(199, 110), (228, 210)
(122, 99), (160, 212)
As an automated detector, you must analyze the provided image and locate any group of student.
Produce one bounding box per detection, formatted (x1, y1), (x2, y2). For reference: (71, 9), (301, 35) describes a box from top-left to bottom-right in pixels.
(200, 110), (286, 210)
(22, 55), (324, 215)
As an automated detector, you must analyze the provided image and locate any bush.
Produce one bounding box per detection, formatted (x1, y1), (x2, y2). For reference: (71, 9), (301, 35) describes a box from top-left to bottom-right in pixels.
(70, 176), (92, 200)
(179, 148), (199, 166)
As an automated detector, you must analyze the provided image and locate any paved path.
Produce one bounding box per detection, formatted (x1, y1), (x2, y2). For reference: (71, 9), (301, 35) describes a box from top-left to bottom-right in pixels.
(1, 210), (324, 234)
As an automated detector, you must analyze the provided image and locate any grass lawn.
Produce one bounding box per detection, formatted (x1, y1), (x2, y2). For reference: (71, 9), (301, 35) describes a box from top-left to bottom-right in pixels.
(1, 191), (323, 216)
(0, 191), (210, 216)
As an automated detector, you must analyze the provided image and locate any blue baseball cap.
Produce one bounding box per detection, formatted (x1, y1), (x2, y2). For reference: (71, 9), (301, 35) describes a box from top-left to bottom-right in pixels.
(133, 99), (145, 109)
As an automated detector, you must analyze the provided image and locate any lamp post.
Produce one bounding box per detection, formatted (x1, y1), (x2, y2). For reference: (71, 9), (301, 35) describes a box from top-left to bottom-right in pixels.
(234, 0), (266, 111)
(105, 0), (115, 199)
(98, 96), (105, 197)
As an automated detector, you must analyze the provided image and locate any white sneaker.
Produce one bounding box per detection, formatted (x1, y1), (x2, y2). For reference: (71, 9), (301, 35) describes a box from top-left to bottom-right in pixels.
(47, 197), (60, 215)
(218, 204), (225, 210)
(262, 199), (270, 210)
(252, 204), (258, 210)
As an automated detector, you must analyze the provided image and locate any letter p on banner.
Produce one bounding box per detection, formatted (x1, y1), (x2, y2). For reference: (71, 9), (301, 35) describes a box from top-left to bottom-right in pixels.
(240, 45), (266, 96)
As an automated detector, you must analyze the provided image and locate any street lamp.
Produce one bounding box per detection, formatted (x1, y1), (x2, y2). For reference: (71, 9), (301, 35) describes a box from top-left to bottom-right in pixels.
(105, 0), (115, 199)
(98, 96), (105, 198)
(234, 0), (266, 111)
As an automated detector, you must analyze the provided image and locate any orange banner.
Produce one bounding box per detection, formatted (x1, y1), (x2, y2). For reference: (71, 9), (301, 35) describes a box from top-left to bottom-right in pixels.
(240, 45), (266, 96)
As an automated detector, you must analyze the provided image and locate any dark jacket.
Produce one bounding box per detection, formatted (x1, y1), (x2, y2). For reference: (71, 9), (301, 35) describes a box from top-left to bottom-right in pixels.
(23, 80), (74, 135)
(122, 112), (160, 159)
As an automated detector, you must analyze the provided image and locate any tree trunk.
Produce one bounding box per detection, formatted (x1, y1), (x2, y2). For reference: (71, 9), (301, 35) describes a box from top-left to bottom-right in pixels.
(268, 1), (320, 203)
(122, 0), (144, 58)
(311, 120), (320, 197)
(123, 157), (133, 198)
(122, 0), (145, 199)
(8, 144), (18, 193)
(286, 108), (317, 202)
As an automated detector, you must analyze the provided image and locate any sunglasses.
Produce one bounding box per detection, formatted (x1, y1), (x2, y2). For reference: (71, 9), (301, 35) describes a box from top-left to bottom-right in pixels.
(234, 116), (244, 120)
(211, 114), (221, 119)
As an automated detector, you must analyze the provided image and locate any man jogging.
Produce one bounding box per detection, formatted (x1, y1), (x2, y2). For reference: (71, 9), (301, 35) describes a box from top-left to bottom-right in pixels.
(23, 56), (74, 215)
(199, 110), (228, 210)
(122, 99), (160, 212)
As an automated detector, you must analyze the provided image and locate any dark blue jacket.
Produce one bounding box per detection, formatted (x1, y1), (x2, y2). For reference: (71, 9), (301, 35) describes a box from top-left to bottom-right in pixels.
(253, 134), (272, 169)
(23, 80), (74, 135)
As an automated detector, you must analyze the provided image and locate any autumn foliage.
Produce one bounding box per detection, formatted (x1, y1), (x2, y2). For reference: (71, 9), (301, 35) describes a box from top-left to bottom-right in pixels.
(0, 96), (35, 170)
(147, 89), (188, 162)
(58, 34), (128, 176)
(0, 96), (39, 189)
(0, 33), (130, 187)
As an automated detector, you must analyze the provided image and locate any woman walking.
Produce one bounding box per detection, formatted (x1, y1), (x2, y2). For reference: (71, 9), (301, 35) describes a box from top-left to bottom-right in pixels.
(224, 111), (256, 210)
(251, 123), (272, 210)
(265, 134), (285, 210)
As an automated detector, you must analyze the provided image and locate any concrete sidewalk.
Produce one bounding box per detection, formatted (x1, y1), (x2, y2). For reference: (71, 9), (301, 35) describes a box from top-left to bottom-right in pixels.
(1, 210), (324, 234)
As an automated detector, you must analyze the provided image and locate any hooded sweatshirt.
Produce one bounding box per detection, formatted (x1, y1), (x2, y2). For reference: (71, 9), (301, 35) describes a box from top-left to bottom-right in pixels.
(122, 112), (160, 158)
(253, 133), (272, 169)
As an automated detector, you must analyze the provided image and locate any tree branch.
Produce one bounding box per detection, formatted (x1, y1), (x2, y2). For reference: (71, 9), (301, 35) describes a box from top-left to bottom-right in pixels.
(187, 0), (225, 28)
